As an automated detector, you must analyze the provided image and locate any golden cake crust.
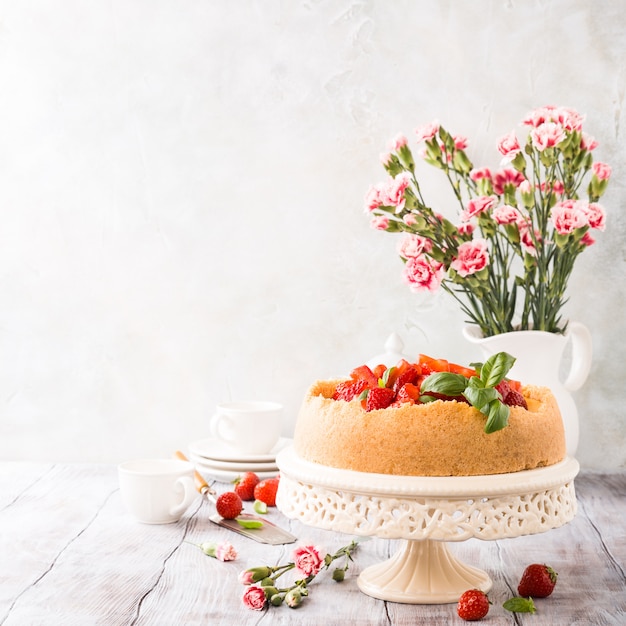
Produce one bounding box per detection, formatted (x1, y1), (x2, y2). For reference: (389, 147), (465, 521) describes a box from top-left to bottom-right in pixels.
(293, 379), (566, 477)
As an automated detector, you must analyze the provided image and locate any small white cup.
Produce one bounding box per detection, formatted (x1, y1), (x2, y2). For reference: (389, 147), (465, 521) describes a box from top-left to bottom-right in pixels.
(118, 459), (197, 524)
(210, 401), (283, 455)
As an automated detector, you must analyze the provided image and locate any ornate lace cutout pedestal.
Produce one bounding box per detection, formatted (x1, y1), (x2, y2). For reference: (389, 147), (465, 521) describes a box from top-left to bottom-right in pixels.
(276, 447), (579, 604)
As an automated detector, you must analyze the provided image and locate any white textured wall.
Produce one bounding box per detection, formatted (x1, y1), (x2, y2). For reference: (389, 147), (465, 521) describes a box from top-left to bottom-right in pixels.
(0, 1), (624, 469)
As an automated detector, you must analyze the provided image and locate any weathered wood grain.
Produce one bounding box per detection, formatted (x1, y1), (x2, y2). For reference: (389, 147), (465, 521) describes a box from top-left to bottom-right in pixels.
(1, 463), (624, 625)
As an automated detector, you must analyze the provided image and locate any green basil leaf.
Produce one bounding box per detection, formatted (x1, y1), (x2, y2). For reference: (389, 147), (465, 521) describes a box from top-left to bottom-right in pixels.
(418, 394), (439, 404)
(502, 597), (536, 613)
(358, 389), (369, 401)
(480, 352), (516, 387)
(463, 385), (498, 409)
(469, 361), (484, 376)
(484, 400), (510, 433)
(420, 372), (468, 396)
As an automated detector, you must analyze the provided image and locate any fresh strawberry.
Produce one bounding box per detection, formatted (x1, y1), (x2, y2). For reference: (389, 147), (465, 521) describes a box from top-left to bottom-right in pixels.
(457, 589), (490, 621)
(517, 563), (558, 598)
(233, 471), (260, 501)
(215, 491), (243, 520)
(333, 378), (368, 402)
(387, 359), (413, 386)
(495, 379), (512, 401)
(418, 354), (450, 374)
(504, 388), (528, 409)
(448, 362), (477, 378)
(495, 379), (528, 408)
(365, 386), (395, 411)
(392, 365), (420, 394)
(254, 477), (280, 507)
(372, 363), (387, 379)
(394, 382), (421, 405)
(349, 364), (379, 388)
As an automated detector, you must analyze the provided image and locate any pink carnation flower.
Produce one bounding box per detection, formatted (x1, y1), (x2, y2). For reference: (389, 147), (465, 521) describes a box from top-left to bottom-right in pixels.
(403, 255), (444, 292)
(379, 152), (393, 166)
(403, 213), (417, 226)
(580, 202), (606, 231)
(461, 195), (497, 222)
(457, 223), (475, 236)
(454, 135), (468, 150)
(523, 105), (584, 131)
(364, 183), (385, 212)
(496, 131), (521, 159)
(414, 121), (439, 143)
(551, 200), (588, 235)
(580, 132), (598, 151)
(492, 168), (526, 195)
(243, 585), (267, 611)
(398, 234), (432, 259)
(450, 239), (489, 277)
(581, 232), (596, 246)
(517, 218), (541, 254)
(388, 133), (408, 151)
(592, 162), (612, 181)
(470, 167), (492, 182)
(530, 122), (566, 151)
(492, 204), (522, 225)
(293, 545), (326, 577)
(370, 215), (389, 230)
(215, 542), (238, 562)
(383, 172), (412, 211)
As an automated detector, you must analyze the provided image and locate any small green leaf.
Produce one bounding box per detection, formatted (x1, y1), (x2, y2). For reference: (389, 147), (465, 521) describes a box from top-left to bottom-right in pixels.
(236, 518), (264, 529)
(480, 352), (516, 388)
(463, 385), (498, 409)
(358, 389), (369, 401)
(503, 596), (536, 613)
(420, 372), (469, 396)
(381, 367), (396, 386)
(484, 400), (510, 433)
(418, 394), (439, 403)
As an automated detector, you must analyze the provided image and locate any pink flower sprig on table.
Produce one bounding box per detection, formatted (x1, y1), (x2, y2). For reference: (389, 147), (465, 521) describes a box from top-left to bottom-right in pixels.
(240, 538), (362, 611)
(366, 105), (611, 336)
(188, 540), (238, 562)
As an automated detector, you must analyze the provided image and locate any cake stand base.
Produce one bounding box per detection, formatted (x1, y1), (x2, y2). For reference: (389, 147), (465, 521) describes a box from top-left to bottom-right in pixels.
(358, 539), (491, 604)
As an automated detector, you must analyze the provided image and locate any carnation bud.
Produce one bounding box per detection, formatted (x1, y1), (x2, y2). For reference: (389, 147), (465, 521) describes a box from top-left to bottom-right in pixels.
(239, 566), (272, 584)
(263, 585), (279, 599)
(270, 593), (284, 606)
(284, 588), (303, 608)
(332, 568), (345, 582)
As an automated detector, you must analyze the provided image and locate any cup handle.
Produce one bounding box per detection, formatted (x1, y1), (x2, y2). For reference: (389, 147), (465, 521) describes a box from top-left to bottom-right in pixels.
(563, 321), (593, 391)
(169, 476), (198, 518)
(209, 413), (235, 444)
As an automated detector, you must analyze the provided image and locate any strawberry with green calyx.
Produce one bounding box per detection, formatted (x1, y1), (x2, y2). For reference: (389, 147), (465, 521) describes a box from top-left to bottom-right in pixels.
(517, 563), (558, 598)
(419, 352), (519, 433)
(233, 472), (260, 501)
(503, 596), (537, 614)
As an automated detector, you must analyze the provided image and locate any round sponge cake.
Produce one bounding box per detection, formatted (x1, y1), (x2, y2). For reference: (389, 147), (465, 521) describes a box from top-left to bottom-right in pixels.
(293, 380), (566, 477)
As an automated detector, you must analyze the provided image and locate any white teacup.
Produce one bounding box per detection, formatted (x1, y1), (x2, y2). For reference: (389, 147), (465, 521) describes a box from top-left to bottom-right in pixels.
(118, 459), (197, 524)
(210, 401), (283, 455)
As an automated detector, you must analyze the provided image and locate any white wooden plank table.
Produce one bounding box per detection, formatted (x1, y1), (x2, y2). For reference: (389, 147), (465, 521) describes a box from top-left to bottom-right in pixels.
(1, 461), (624, 625)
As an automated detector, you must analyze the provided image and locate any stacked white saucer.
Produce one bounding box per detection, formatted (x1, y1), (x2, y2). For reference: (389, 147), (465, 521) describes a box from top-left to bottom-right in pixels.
(188, 437), (292, 483)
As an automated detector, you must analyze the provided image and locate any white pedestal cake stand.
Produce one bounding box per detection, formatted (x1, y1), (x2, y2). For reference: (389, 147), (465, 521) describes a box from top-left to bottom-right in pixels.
(275, 447), (579, 604)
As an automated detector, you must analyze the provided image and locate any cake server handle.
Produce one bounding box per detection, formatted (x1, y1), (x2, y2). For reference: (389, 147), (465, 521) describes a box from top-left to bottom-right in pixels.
(174, 450), (217, 503)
